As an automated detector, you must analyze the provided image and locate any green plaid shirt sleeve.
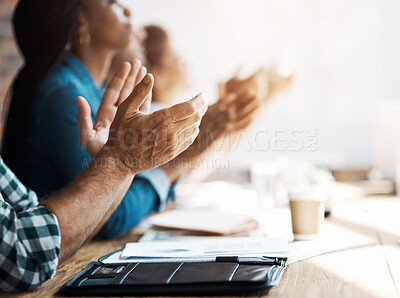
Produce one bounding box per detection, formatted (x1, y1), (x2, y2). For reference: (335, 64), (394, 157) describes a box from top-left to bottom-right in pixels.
(0, 158), (61, 292)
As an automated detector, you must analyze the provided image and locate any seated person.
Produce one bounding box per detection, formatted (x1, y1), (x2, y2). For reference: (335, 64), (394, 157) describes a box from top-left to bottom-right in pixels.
(3, 0), (262, 240)
(143, 25), (191, 110)
(2, 0), (188, 239)
(0, 62), (207, 292)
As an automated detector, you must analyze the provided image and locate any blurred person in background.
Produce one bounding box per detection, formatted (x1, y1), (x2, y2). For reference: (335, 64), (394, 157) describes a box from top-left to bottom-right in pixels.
(143, 25), (190, 110)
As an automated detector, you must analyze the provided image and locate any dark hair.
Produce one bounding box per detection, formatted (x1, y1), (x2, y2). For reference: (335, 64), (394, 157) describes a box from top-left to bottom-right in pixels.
(2, 0), (82, 174)
(144, 25), (169, 69)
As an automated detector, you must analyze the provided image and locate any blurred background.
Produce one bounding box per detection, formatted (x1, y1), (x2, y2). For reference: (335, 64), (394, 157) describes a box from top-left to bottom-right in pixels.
(2, 0), (400, 174)
(127, 0), (400, 173)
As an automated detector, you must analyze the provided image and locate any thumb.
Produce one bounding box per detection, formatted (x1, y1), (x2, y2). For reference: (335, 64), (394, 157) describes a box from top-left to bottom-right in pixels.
(76, 96), (94, 133)
(122, 73), (154, 113)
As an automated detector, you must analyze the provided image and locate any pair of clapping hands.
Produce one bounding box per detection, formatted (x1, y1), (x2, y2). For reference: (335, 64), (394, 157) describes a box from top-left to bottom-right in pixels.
(203, 66), (293, 139)
(76, 60), (207, 174)
(222, 66), (293, 105)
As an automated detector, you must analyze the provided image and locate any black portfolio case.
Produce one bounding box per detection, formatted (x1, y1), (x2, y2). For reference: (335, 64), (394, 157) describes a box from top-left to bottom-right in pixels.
(60, 251), (287, 296)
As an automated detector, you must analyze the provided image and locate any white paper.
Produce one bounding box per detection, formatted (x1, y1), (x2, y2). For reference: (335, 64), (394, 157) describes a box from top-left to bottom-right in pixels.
(286, 241), (351, 264)
(263, 241), (352, 264)
(121, 237), (290, 259)
(102, 237), (353, 265)
(147, 210), (257, 234)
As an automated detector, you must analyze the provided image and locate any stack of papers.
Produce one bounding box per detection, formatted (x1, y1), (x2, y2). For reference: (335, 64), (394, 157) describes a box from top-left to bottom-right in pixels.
(102, 237), (290, 264)
(101, 236), (353, 265)
(122, 237), (289, 259)
(147, 210), (258, 235)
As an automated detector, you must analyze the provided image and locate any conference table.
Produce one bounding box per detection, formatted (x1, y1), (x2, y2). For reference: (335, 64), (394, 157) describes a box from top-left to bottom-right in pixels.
(2, 187), (400, 297)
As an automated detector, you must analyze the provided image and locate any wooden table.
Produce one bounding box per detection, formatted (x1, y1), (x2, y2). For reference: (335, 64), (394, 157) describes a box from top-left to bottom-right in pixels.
(2, 195), (400, 298)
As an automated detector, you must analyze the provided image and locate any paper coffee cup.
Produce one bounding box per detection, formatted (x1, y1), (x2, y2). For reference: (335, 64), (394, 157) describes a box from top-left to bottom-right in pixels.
(289, 189), (326, 241)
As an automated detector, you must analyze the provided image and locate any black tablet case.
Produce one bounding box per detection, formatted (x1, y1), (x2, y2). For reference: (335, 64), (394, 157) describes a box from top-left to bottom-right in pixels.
(60, 251), (287, 296)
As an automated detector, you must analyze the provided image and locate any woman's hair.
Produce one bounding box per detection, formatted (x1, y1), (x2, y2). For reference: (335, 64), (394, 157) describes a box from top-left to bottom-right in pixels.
(144, 25), (169, 69)
(2, 0), (83, 172)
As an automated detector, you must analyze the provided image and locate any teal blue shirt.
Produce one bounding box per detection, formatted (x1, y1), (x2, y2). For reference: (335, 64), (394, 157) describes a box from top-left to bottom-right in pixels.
(16, 55), (173, 238)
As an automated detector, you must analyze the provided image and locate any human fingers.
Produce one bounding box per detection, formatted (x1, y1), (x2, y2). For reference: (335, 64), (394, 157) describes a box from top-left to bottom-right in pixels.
(219, 93), (236, 106)
(235, 93), (259, 114)
(235, 101), (259, 122)
(234, 116), (254, 131)
(158, 123), (200, 160)
(119, 73), (154, 114)
(146, 106), (202, 153)
(175, 123), (200, 151)
(118, 59), (142, 105)
(135, 65), (147, 86)
(135, 66), (150, 112)
(101, 62), (131, 108)
(95, 62), (131, 127)
(224, 93), (257, 117)
(76, 96), (94, 138)
(166, 93), (208, 122)
(172, 111), (203, 136)
(139, 92), (152, 113)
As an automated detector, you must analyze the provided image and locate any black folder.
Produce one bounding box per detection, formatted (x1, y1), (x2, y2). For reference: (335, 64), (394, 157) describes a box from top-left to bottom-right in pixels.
(59, 249), (287, 296)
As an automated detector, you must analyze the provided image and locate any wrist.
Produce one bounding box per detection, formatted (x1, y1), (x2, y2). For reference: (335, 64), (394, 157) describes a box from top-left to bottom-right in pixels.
(160, 162), (182, 184)
(96, 147), (137, 177)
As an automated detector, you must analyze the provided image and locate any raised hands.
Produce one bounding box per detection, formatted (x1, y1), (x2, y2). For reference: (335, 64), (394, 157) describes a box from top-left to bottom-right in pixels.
(213, 91), (260, 133)
(77, 60), (148, 157)
(195, 90), (260, 148)
(222, 66), (293, 104)
(222, 69), (269, 104)
(106, 74), (207, 173)
(77, 61), (208, 173)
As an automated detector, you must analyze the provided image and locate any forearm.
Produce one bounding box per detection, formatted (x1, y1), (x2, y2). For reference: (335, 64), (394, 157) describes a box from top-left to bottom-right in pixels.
(97, 176), (161, 239)
(85, 175), (134, 241)
(41, 150), (132, 263)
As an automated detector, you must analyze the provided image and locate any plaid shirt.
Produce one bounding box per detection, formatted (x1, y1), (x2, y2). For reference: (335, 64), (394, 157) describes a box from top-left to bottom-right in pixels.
(0, 157), (60, 292)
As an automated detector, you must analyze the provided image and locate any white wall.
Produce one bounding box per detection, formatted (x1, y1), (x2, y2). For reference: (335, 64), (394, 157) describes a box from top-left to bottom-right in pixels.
(124, 0), (400, 169)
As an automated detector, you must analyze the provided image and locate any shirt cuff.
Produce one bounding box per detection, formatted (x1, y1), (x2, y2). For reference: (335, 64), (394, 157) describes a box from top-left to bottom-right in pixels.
(136, 168), (171, 211)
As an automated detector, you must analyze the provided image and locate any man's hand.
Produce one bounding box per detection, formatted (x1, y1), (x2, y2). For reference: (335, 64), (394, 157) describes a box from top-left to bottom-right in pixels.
(77, 60), (149, 157)
(106, 73), (207, 173)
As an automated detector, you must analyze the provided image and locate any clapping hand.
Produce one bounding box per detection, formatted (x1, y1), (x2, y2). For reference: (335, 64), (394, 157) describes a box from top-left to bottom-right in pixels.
(77, 60), (148, 158)
(77, 61), (208, 173)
